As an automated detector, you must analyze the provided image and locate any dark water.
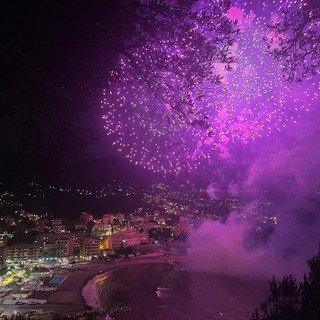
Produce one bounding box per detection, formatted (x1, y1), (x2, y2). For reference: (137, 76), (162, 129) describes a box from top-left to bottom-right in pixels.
(100, 264), (268, 320)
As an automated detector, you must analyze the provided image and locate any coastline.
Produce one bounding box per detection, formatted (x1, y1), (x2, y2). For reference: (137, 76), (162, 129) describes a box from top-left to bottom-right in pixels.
(81, 270), (110, 310)
(80, 262), (269, 320)
(80, 257), (171, 312)
(46, 262), (110, 313)
(5, 256), (266, 320)
(3, 256), (176, 317)
(80, 257), (170, 311)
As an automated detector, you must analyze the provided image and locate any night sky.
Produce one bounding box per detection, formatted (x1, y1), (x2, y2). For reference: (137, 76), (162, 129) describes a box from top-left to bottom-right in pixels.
(1, 1), (320, 226)
(1, 1), (114, 157)
(0, 1), (153, 185)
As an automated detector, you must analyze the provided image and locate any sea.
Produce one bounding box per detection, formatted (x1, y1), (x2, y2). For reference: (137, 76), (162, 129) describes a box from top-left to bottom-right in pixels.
(98, 263), (268, 320)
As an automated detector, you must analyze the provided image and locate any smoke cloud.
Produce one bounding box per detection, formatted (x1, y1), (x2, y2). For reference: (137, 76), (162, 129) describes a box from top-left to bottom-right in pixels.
(187, 109), (320, 280)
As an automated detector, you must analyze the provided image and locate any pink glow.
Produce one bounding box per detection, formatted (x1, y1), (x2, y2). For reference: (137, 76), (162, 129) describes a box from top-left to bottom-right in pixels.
(227, 6), (244, 23)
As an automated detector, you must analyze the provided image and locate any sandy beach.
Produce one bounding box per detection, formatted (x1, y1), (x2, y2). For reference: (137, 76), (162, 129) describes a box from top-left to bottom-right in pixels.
(2, 257), (167, 316)
(47, 257), (168, 314)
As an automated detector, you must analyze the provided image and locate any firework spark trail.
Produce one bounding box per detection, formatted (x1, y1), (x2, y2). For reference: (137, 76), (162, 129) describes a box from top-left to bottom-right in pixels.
(101, 0), (319, 174)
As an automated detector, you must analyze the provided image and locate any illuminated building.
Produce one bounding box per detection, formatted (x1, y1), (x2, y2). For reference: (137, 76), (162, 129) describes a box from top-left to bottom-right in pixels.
(5, 244), (43, 262)
(52, 219), (63, 225)
(80, 212), (93, 224)
(52, 225), (66, 233)
(82, 237), (101, 258)
(105, 230), (148, 249)
(56, 239), (74, 257)
(102, 214), (114, 224)
(93, 223), (112, 235)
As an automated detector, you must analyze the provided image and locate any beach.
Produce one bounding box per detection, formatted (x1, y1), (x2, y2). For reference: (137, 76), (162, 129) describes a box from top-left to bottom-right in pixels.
(4, 257), (167, 316)
(48, 258), (167, 313)
(94, 264), (269, 320)
(5, 256), (268, 320)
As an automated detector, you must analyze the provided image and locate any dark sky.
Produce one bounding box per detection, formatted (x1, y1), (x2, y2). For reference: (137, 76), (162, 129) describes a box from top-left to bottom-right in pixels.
(0, 0), (235, 187)
(0, 1), (149, 187)
(0, 1), (121, 156)
(0, 1), (161, 215)
(1, 0), (320, 190)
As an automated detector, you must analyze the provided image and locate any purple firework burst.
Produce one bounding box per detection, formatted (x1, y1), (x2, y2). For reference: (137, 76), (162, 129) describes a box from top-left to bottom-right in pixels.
(101, 0), (319, 174)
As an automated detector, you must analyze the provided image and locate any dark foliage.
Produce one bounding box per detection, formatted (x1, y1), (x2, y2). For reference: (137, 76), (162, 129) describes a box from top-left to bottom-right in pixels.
(265, 0), (320, 82)
(251, 247), (320, 320)
(107, 0), (239, 131)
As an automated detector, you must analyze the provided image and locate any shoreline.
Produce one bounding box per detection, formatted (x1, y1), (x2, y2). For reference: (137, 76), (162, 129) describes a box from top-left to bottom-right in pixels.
(80, 257), (170, 311)
(7, 256), (267, 320)
(46, 262), (110, 313)
(4, 256), (174, 316)
(81, 270), (111, 310)
(80, 262), (269, 320)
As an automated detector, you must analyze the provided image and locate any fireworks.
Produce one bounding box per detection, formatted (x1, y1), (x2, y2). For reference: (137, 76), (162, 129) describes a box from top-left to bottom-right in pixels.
(101, 0), (319, 174)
